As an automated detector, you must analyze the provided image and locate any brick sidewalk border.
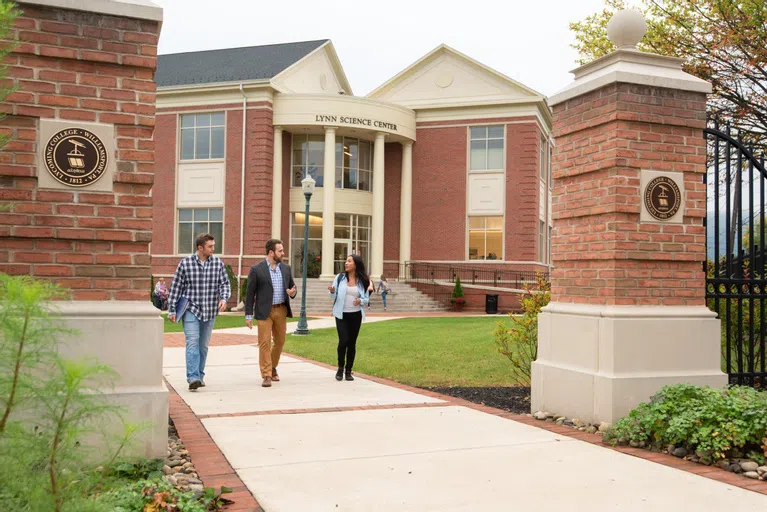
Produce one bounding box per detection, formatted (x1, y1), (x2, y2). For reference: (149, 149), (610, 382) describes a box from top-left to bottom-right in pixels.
(166, 379), (264, 512)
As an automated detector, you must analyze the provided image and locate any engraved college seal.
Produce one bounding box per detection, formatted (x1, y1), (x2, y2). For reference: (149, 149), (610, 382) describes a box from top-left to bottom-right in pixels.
(644, 176), (682, 220)
(44, 128), (108, 187)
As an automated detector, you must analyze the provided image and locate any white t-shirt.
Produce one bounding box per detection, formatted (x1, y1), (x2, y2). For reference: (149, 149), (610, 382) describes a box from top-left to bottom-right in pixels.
(343, 285), (361, 313)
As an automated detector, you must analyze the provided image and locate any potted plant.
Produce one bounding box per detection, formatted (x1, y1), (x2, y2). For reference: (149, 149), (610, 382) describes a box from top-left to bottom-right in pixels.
(450, 276), (465, 312)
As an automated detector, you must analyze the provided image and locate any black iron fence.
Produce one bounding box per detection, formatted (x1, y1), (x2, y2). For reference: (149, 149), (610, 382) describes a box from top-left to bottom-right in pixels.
(393, 261), (549, 309)
(705, 122), (767, 387)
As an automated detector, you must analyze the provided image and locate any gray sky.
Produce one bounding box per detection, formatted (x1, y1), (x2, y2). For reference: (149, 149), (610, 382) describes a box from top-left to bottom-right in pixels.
(153, 0), (620, 97)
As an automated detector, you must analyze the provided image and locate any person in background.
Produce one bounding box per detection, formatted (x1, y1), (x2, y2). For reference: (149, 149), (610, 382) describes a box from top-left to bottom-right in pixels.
(153, 277), (169, 310)
(327, 254), (370, 381)
(167, 234), (231, 391)
(377, 275), (391, 311)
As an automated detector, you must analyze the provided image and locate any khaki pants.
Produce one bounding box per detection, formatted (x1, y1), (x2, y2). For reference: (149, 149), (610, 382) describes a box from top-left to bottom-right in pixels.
(257, 304), (287, 377)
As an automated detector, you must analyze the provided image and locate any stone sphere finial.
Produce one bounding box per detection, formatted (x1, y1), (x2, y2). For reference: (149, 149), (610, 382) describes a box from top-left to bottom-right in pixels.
(607, 9), (647, 50)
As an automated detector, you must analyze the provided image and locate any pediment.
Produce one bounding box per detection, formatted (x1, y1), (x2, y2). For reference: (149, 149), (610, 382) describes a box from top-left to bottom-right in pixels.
(272, 42), (352, 95)
(368, 45), (543, 109)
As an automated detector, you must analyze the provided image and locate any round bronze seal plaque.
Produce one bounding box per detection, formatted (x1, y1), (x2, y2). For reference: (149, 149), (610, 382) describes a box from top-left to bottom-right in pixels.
(644, 176), (682, 220)
(44, 128), (108, 187)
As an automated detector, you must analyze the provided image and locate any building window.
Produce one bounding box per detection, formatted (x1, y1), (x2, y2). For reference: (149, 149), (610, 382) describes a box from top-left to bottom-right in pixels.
(468, 216), (503, 260)
(470, 125), (504, 171)
(548, 143), (553, 190)
(180, 113), (225, 160)
(334, 214), (371, 273)
(177, 208), (223, 254)
(290, 212), (323, 278)
(292, 134), (325, 188)
(540, 136), (547, 181)
(548, 225), (552, 264)
(539, 220), (545, 263)
(336, 137), (373, 191)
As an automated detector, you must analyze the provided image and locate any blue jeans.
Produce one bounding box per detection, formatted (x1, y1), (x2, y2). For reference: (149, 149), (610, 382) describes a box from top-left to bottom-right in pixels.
(381, 291), (388, 308)
(182, 311), (214, 383)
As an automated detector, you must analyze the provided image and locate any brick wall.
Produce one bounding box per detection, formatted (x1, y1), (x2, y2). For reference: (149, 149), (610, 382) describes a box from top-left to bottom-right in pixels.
(411, 119), (543, 264)
(0, 2), (159, 300)
(151, 103), (274, 284)
(506, 122), (541, 262)
(411, 126), (467, 260)
(243, 105), (273, 255)
(550, 83), (708, 305)
(383, 141), (402, 266)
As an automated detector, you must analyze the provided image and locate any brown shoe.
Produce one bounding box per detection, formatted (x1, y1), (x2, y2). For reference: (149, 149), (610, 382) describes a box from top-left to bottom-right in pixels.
(262, 376), (272, 387)
(271, 369), (280, 382)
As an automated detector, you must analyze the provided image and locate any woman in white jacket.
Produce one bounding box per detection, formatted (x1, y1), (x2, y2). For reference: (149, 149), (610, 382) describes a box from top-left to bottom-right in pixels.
(328, 254), (371, 381)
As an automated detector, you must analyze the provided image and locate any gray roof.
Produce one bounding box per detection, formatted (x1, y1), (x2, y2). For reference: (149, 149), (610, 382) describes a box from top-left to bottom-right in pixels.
(155, 40), (329, 88)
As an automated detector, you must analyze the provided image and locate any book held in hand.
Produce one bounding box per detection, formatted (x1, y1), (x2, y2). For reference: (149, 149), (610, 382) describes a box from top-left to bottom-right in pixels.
(174, 296), (189, 322)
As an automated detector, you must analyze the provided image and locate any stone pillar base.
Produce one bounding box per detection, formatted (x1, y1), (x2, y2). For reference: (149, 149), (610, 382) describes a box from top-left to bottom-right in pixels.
(531, 303), (727, 424)
(55, 301), (169, 459)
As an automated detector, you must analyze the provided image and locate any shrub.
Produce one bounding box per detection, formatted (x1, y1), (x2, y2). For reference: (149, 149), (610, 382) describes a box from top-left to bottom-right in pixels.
(493, 274), (550, 386)
(239, 277), (248, 303)
(451, 276), (464, 300)
(604, 384), (767, 464)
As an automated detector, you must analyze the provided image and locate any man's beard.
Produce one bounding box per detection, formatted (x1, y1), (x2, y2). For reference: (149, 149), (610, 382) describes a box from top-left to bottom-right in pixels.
(273, 254), (282, 263)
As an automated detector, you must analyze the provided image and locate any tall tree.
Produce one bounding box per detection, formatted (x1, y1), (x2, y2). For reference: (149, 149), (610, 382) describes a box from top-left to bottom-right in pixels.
(570, 0), (767, 150)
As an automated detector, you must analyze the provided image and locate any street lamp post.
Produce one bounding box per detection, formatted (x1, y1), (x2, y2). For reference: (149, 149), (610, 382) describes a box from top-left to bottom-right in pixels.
(294, 174), (315, 335)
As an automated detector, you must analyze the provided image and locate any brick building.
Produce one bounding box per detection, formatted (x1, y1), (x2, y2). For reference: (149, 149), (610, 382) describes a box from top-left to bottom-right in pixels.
(153, 40), (552, 302)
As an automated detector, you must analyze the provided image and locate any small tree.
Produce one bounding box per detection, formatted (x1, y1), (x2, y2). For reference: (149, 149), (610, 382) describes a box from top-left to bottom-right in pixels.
(494, 274), (551, 386)
(450, 276), (464, 303)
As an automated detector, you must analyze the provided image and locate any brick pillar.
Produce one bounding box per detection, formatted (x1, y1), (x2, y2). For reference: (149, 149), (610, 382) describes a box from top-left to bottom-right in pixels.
(0, 0), (166, 457)
(531, 9), (726, 424)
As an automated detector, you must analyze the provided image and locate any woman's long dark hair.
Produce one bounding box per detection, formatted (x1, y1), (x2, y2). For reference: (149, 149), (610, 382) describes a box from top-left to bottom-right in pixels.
(346, 254), (370, 291)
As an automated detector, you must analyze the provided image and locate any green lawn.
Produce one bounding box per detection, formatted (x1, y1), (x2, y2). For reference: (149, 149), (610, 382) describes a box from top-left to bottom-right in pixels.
(285, 317), (519, 387)
(162, 313), (303, 333)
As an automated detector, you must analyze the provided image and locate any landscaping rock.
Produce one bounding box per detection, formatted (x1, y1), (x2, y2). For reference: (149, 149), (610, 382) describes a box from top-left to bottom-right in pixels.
(585, 426), (598, 434)
(572, 418), (584, 428)
(740, 461), (759, 472)
(672, 447), (688, 458)
(162, 465), (172, 475)
(729, 464), (743, 474)
(757, 466), (767, 475)
(534, 411), (548, 420)
(717, 460), (731, 470)
(744, 471), (760, 479)
(629, 440), (641, 448)
(598, 422), (611, 432)
(166, 475), (178, 486)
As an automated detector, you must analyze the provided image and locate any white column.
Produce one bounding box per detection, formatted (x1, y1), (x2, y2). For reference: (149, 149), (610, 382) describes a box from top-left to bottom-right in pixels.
(271, 126), (283, 239)
(398, 141), (413, 265)
(370, 132), (386, 281)
(320, 127), (336, 280)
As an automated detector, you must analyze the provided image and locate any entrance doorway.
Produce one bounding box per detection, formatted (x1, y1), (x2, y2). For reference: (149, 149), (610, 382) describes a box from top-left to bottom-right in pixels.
(334, 239), (352, 275)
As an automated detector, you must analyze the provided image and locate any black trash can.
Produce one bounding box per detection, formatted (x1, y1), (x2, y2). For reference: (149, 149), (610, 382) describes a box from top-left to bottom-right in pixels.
(485, 294), (499, 314)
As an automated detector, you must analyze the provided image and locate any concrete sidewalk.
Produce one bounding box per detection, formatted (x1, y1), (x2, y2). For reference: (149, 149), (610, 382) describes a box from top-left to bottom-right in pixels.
(163, 321), (767, 511)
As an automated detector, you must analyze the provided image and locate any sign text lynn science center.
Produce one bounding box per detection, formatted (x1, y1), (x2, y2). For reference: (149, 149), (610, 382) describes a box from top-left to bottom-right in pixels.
(315, 115), (398, 132)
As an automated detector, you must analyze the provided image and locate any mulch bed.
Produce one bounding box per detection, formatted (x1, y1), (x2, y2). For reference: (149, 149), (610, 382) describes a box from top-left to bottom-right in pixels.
(421, 386), (531, 415)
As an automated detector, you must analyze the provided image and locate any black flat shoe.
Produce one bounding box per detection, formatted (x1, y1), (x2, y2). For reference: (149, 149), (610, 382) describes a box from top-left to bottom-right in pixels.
(335, 369), (343, 381)
(345, 373), (354, 381)
(188, 380), (201, 391)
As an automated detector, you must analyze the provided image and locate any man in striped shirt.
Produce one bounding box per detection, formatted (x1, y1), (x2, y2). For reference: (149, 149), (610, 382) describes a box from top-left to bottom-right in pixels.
(168, 233), (231, 390)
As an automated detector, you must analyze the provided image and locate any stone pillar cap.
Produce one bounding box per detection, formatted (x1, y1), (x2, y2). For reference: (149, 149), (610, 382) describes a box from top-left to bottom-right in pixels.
(548, 9), (710, 107)
(21, 0), (163, 22)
